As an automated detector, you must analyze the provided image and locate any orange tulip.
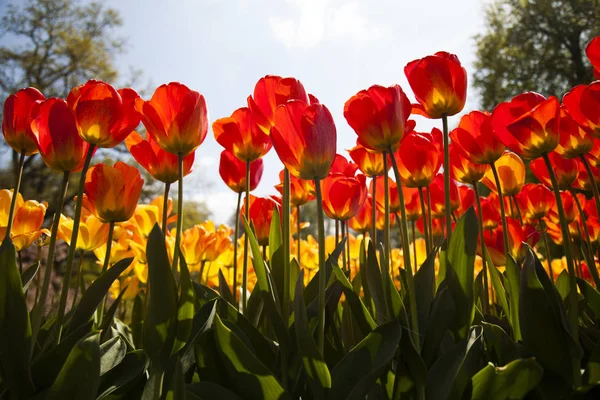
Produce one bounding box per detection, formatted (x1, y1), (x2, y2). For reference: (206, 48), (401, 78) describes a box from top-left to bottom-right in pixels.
(516, 183), (555, 222)
(84, 162), (144, 223)
(480, 195), (501, 230)
(404, 51), (467, 119)
(554, 107), (594, 159)
(67, 80), (140, 148)
(348, 196), (372, 234)
(586, 216), (600, 242)
(241, 195), (281, 246)
(586, 37), (600, 79)
(213, 107), (271, 161)
(491, 92), (560, 160)
(271, 101), (336, 181)
(529, 152), (578, 190)
(247, 75), (309, 134)
(2, 87), (45, 155)
(30, 98), (93, 172)
(0, 193), (48, 251)
(371, 176), (400, 213)
(547, 191), (577, 225)
(343, 84), (414, 152)
(417, 217), (445, 241)
(572, 160), (600, 192)
(586, 140), (600, 168)
(322, 174), (368, 221)
(393, 133), (440, 188)
(404, 187), (422, 222)
(563, 83), (600, 139)
(482, 151), (526, 196)
(450, 110), (505, 164)
(126, 131), (194, 184)
(136, 82), (208, 155)
(484, 218), (539, 265)
(456, 185), (476, 218)
(348, 143), (389, 177)
(428, 173), (460, 218)
(274, 170), (314, 207)
(329, 154), (358, 177)
(219, 150), (263, 194)
(448, 144), (489, 184)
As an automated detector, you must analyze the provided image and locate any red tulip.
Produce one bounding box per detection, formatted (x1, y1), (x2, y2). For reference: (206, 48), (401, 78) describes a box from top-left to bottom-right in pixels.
(404, 51), (467, 119)
(555, 107), (594, 159)
(343, 84), (414, 152)
(547, 191), (577, 225)
(393, 133), (440, 188)
(371, 176), (400, 213)
(417, 217), (446, 241)
(456, 185), (476, 217)
(586, 36), (600, 79)
(348, 196), (372, 233)
(2, 87), (45, 155)
(563, 83), (600, 139)
(491, 92), (560, 160)
(450, 110), (505, 164)
(219, 150), (263, 193)
(241, 195), (281, 246)
(136, 82), (208, 155)
(428, 173), (460, 218)
(271, 101), (336, 181)
(322, 174), (368, 221)
(586, 216), (600, 242)
(484, 218), (539, 265)
(213, 107), (271, 161)
(30, 98), (93, 172)
(404, 187), (422, 222)
(247, 75), (309, 134)
(67, 80), (140, 148)
(480, 195), (501, 230)
(84, 162), (144, 223)
(529, 152), (578, 190)
(448, 144), (489, 184)
(516, 183), (555, 222)
(274, 170), (315, 207)
(572, 160), (600, 192)
(329, 154), (359, 177)
(348, 143), (389, 177)
(126, 131), (194, 184)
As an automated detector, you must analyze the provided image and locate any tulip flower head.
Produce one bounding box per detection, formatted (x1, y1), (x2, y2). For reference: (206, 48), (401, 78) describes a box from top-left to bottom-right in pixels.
(448, 143), (489, 184)
(529, 152), (578, 190)
(404, 51), (467, 119)
(67, 80), (140, 148)
(0, 190), (48, 251)
(563, 83), (600, 139)
(274, 169), (315, 207)
(344, 84), (414, 152)
(329, 154), (359, 177)
(136, 82), (208, 155)
(84, 162), (144, 223)
(241, 195), (282, 246)
(322, 174), (368, 221)
(219, 150), (263, 194)
(482, 151), (526, 196)
(271, 101), (337, 181)
(348, 143), (389, 177)
(516, 183), (556, 222)
(2, 87), (45, 155)
(428, 173), (460, 218)
(491, 92), (560, 160)
(393, 133), (440, 188)
(348, 196), (373, 234)
(450, 110), (505, 164)
(586, 37), (600, 78)
(371, 176), (400, 213)
(554, 107), (594, 159)
(213, 107), (272, 161)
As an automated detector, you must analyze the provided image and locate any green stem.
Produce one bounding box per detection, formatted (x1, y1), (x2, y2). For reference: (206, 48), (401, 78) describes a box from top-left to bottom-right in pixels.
(54, 144), (95, 345)
(18, 251), (23, 274)
(542, 154), (579, 384)
(242, 160), (251, 312)
(412, 220), (418, 270)
(490, 162), (511, 264)
(426, 188), (434, 247)
(345, 221), (351, 277)
(418, 186), (431, 254)
(172, 153), (184, 274)
(4, 150), (26, 241)
(233, 191), (242, 308)
(383, 155), (391, 273)
(281, 168), (291, 390)
(341, 220), (347, 272)
(297, 205), (301, 266)
(511, 195), (523, 225)
(161, 182), (171, 236)
(541, 223), (554, 281)
(71, 250), (85, 310)
(442, 114), (452, 241)
(571, 189), (600, 288)
(371, 176), (377, 245)
(314, 178), (326, 354)
(581, 155), (600, 219)
(389, 148), (420, 348)
(474, 184), (490, 314)
(96, 220), (115, 325)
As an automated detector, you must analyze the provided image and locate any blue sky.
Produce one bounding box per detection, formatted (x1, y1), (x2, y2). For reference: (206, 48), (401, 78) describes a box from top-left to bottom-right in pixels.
(4, 0), (488, 223)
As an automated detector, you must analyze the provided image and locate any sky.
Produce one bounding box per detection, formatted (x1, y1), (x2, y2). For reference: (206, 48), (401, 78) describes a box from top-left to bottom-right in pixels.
(3, 0), (489, 224)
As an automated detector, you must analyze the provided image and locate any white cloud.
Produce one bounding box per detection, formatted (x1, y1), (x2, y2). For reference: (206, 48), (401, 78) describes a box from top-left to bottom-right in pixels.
(193, 190), (239, 225)
(269, 0), (383, 48)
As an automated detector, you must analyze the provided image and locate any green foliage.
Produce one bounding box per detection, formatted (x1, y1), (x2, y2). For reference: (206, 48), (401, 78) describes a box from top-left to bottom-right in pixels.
(473, 0), (600, 110)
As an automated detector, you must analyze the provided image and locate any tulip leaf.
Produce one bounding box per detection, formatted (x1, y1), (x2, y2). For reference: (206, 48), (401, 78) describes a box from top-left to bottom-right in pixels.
(0, 239), (35, 397)
(426, 326), (483, 399)
(213, 314), (290, 400)
(330, 320), (402, 400)
(470, 358), (543, 400)
(268, 206), (282, 262)
(294, 270), (331, 398)
(99, 336), (127, 376)
(332, 264), (376, 336)
(162, 356), (186, 400)
(484, 249), (510, 320)
(172, 251), (195, 355)
(504, 254), (521, 340)
(97, 350), (148, 399)
(446, 207), (478, 339)
(47, 333), (101, 400)
(243, 216), (272, 295)
(519, 248), (579, 387)
(555, 269), (570, 301)
(69, 257), (133, 333)
(100, 285), (128, 343)
(578, 278), (600, 320)
(481, 322), (522, 367)
(304, 238), (345, 305)
(421, 285), (455, 366)
(365, 241), (387, 323)
(414, 247), (437, 335)
(21, 260), (40, 292)
(187, 382), (243, 400)
(143, 224), (178, 369)
(218, 268), (234, 305)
